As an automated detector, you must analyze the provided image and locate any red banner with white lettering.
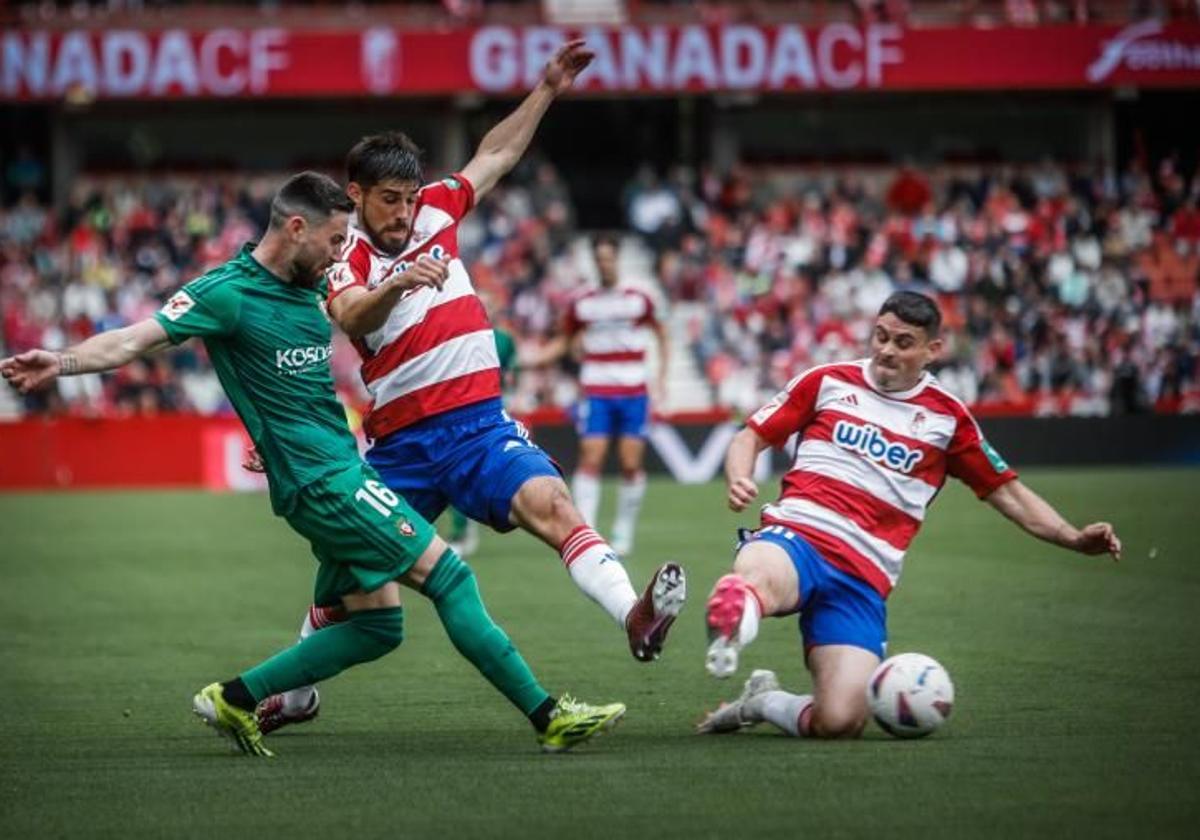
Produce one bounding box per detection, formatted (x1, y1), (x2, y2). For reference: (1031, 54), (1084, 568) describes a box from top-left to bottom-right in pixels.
(2, 21), (1199, 101)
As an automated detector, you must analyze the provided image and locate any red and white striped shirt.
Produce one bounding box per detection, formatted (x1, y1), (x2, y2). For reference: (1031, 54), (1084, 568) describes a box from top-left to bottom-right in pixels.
(564, 287), (658, 397)
(326, 173), (499, 440)
(747, 359), (1017, 597)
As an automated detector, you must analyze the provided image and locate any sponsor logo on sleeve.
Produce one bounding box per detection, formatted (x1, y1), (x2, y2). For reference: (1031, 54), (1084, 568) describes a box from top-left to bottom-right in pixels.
(442, 176), (461, 190)
(161, 290), (196, 321)
(328, 264), (357, 293)
(750, 392), (788, 427)
(981, 439), (1009, 473)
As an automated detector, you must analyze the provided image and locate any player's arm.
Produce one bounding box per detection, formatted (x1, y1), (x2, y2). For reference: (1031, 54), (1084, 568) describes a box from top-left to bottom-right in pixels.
(328, 256), (450, 339)
(459, 40), (594, 202)
(0, 318), (171, 394)
(726, 371), (820, 511)
(984, 480), (1122, 561)
(521, 334), (576, 368)
(724, 426), (772, 512)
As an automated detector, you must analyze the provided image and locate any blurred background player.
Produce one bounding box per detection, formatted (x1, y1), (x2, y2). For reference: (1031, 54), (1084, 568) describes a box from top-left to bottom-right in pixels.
(1, 171), (626, 756)
(257, 41), (685, 734)
(697, 291), (1122, 740)
(528, 233), (669, 557)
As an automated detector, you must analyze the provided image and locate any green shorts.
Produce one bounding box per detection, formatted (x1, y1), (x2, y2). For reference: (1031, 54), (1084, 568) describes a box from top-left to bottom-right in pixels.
(286, 463), (436, 606)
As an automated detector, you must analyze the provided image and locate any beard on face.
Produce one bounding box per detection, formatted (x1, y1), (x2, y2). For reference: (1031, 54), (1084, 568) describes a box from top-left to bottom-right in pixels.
(290, 247), (327, 289)
(362, 214), (408, 257)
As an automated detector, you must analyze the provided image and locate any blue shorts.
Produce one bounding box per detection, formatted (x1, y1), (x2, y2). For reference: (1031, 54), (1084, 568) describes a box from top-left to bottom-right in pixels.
(576, 394), (649, 439)
(366, 398), (561, 532)
(737, 525), (888, 659)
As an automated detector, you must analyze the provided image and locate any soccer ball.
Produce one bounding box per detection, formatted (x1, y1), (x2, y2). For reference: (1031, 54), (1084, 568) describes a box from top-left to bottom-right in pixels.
(866, 653), (955, 738)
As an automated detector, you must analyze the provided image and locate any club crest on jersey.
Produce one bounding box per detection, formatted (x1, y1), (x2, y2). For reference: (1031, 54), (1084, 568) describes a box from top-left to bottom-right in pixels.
(910, 411), (927, 436)
(396, 516), (415, 537)
(833, 420), (923, 474)
(161, 290), (195, 321)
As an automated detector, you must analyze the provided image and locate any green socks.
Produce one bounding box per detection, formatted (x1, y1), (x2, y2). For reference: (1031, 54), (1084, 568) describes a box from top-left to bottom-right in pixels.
(239, 606), (404, 702)
(422, 549), (551, 716)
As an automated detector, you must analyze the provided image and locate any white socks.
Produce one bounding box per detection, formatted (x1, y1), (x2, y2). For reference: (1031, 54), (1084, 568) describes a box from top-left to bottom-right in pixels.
(611, 472), (646, 554)
(571, 471), (601, 528)
(752, 691), (814, 737)
(560, 525), (638, 627)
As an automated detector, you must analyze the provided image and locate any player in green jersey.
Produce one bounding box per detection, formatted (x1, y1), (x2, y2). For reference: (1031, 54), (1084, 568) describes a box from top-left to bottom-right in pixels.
(1, 172), (624, 756)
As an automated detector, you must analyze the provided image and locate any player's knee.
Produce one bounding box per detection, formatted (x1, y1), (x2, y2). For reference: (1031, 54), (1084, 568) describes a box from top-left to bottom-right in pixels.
(349, 606), (405, 659)
(421, 548), (475, 603)
(809, 706), (868, 739)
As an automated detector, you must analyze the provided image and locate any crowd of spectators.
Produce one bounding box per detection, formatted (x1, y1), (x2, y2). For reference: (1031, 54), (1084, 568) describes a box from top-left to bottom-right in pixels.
(628, 156), (1200, 415)
(1, 153), (1198, 420)
(0, 159), (590, 418)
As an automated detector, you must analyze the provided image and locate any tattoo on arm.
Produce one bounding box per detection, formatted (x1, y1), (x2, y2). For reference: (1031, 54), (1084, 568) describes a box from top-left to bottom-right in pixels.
(58, 353), (79, 375)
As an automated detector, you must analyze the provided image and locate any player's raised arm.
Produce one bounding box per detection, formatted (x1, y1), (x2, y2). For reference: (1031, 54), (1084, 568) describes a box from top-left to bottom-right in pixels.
(459, 40), (594, 201)
(0, 318), (171, 394)
(984, 480), (1122, 561)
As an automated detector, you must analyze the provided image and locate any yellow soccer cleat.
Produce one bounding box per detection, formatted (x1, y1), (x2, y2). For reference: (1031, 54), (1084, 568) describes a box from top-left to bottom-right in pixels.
(192, 682), (274, 758)
(538, 695), (626, 753)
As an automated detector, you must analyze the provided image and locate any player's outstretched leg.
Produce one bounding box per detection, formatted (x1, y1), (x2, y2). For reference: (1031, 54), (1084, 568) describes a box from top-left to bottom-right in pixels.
(705, 537), (800, 678)
(512, 475), (688, 662)
(193, 601), (406, 756)
(419, 546), (626, 752)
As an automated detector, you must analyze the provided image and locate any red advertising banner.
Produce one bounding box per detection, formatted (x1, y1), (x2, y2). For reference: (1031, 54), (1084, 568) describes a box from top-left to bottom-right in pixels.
(2, 20), (1198, 101)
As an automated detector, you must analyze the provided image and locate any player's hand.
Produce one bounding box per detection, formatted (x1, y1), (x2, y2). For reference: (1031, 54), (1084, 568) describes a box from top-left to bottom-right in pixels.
(390, 254), (450, 293)
(0, 349), (61, 393)
(542, 39), (595, 95)
(242, 447), (265, 473)
(1072, 522), (1122, 562)
(727, 477), (759, 512)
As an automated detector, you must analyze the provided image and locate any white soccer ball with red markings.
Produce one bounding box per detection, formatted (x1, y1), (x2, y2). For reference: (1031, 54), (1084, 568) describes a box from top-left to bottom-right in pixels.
(867, 653), (955, 738)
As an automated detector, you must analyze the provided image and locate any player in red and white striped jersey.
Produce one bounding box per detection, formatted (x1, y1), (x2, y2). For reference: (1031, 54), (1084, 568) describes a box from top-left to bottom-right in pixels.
(258, 41), (685, 732)
(698, 291), (1121, 740)
(530, 233), (669, 557)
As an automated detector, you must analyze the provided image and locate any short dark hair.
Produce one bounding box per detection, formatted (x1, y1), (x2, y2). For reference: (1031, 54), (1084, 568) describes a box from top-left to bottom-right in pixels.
(268, 171), (353, 230)
(878, 291), (942, 337)
(346, 131), (424, 189)
(592, 232), (620, 252)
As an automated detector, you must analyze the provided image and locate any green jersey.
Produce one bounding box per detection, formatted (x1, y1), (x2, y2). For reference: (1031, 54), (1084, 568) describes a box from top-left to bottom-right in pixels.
(494, 327), (516, 378)
(155, 244), (359, 514)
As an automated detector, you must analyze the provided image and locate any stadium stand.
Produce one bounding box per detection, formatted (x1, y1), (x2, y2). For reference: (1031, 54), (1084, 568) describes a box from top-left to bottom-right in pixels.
(1, 153), (1196, 419)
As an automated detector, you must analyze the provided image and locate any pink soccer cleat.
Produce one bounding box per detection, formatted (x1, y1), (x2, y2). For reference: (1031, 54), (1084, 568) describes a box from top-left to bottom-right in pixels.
(705, 574), (758, 679)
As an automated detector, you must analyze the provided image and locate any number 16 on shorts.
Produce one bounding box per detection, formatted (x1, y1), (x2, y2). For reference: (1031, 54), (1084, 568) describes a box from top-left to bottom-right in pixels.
(355, 479), (399, 516)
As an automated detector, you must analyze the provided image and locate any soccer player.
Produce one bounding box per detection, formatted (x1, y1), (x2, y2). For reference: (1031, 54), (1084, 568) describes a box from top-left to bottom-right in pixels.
(531, 233), (669, 557)
(0, 172), (625, 756)
(256, 39), (685, 734)
(696, 291), (1121, 740)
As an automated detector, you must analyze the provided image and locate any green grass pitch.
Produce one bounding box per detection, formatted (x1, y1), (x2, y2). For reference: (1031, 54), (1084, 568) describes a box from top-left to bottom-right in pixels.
(2, 468), (1198, 838)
